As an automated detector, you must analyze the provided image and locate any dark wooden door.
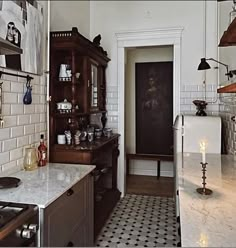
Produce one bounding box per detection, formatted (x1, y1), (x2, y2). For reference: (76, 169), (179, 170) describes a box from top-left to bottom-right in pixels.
(135, 61), (173, 155)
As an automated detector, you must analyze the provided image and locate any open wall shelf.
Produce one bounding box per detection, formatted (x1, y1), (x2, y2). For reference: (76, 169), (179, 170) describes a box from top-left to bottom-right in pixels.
(217, 82), (236, 93)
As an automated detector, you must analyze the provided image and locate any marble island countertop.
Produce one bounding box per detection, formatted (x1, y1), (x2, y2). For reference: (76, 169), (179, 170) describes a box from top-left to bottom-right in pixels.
(176, 153), (236, 247)
(0, 163), (95, 208)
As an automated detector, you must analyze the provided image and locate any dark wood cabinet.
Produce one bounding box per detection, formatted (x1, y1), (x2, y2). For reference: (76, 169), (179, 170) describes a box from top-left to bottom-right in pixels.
(49, 28), (121, 239)
(50, 134), (121, 238)
(41, 174), (93, 247)
(49, 27), (110, 147)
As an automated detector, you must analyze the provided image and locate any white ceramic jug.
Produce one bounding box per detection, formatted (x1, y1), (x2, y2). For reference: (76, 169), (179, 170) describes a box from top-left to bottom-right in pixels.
(59, 64), (68, 79)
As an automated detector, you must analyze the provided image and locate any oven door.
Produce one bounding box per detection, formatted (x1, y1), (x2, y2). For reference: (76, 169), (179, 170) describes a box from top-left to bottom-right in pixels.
(0, 205), (38, 247)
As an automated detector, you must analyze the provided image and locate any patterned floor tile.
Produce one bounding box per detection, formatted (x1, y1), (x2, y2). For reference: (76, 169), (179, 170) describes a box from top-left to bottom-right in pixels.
(95, 194), (180, 247)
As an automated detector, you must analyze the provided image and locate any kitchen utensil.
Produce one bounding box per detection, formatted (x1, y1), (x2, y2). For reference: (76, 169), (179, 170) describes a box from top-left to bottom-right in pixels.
(88, 132), (94, 142)
(95, 128), (103, 139)
(59, 64), (70, 80)
(57, 134), (66, 144)
(103, 128), (112, 138)
(56, 99), (72, 113)
(64, 130), (72, 145)
(0, 177), (21, 188)
(74, 130), (81, 145)
(23, 77), (32, 105)
(24, 147), (38, 171)
(79, 130), (87, 141)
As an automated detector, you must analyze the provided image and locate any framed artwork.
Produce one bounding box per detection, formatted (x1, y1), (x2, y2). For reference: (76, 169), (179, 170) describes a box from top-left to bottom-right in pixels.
(135, 61), (173, 155)
(0, 0), (44, 75)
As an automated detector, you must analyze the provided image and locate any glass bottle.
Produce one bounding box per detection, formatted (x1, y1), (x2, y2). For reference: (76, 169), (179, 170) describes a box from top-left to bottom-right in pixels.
(38, 134), (47, 166)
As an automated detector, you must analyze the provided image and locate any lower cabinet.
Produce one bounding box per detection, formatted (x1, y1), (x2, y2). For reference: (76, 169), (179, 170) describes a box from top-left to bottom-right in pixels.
(41, 174), (93, 247)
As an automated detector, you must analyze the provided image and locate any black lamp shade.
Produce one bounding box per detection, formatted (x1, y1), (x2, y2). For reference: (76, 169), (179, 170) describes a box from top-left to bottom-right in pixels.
(198, 58), (211, 70)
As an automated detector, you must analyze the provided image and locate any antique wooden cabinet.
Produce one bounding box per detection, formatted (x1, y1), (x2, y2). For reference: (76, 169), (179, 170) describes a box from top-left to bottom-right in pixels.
(49, 28), (120, 238)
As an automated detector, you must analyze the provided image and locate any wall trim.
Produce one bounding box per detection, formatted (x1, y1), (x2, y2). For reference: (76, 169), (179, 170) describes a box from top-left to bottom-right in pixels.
(115, 27), (183, 196)
(129, 169), (174, 178)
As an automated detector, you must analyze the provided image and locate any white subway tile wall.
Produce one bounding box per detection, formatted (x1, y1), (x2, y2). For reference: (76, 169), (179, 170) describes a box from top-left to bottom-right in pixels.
(106, 85), (118, 132)
(0, 70), (47, 173)
(105, 83), (220, 133)
(180, 83), (219, 116)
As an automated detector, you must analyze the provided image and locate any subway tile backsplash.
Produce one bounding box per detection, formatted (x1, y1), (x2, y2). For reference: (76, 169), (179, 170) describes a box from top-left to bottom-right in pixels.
(0, 69), (47, 174)
(180, 83), (219, 116)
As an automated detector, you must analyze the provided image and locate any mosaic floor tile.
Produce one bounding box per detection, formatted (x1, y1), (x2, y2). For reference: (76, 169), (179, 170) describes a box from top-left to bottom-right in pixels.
(96, 194), (180, 247)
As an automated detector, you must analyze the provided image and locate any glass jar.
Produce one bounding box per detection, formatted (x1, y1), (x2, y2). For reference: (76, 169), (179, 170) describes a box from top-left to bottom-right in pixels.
(24, 148), (38, 171)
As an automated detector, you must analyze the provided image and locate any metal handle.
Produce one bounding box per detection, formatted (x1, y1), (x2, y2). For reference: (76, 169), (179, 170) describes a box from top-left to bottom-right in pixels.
(88, 80), (90, 88)
(66, 188), (74, 196)
(0, 116), (3, 128)
(16, 228), (33, 239)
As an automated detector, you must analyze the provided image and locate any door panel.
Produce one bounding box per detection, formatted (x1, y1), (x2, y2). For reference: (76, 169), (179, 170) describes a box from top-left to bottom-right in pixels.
(135, 61), (173, 155)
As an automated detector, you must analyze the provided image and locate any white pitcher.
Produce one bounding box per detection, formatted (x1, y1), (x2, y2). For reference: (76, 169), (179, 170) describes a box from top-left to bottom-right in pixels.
(59, 64), (69, 78)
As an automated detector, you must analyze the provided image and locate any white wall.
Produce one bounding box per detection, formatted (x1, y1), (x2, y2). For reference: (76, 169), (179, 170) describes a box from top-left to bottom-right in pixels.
(90, 1), (218, 130)
(0, 1), (49, 175)
(125, 46), (174, 176)
(50, 1), (90, 37)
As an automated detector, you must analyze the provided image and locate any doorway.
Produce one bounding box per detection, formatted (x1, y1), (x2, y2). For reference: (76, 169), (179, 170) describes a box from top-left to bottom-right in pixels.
(116, 27), (183, 196)
(135, 61), (173, 155)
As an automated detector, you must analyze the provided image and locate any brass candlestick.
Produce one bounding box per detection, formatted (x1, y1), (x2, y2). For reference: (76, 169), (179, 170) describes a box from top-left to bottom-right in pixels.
(196, 162), (213, 195)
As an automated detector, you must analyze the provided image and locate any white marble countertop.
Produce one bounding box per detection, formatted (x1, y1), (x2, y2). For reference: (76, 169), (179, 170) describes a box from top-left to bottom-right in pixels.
(176, 152), (236, 247)
(0, 163), (95, 208)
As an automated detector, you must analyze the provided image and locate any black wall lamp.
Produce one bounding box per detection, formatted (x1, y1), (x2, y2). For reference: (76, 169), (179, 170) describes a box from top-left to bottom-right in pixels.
(197, 57), (231, 80)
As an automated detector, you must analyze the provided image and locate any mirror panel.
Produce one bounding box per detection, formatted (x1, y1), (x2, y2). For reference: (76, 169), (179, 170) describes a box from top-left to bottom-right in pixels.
(91, 63), (98, 108)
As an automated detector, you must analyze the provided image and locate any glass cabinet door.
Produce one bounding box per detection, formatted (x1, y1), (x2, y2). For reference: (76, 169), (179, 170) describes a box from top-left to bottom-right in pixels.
(90, 63), (98, 109)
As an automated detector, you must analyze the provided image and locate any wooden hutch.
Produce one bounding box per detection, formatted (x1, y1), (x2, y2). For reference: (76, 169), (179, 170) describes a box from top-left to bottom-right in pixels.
(49, 27), (120, 238)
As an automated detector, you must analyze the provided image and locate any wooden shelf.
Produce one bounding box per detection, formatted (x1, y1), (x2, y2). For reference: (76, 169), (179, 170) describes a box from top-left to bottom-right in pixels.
(217, 82), (236, 93)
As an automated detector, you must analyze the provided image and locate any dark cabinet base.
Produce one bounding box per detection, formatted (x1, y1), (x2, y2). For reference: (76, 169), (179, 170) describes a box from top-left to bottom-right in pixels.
(49, 134), (121, 240)
(94, 188), (121, 238)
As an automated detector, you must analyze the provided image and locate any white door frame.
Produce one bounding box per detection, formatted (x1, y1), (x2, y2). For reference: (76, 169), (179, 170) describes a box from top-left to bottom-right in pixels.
(115, 27), (183, 196)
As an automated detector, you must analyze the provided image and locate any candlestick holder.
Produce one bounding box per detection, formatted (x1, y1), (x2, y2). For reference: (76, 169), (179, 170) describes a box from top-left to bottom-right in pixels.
(196, 162), (213, 195)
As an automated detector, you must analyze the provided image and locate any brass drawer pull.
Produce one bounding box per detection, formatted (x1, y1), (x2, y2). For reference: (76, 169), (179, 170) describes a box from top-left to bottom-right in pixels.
(66, 188), (74, 196)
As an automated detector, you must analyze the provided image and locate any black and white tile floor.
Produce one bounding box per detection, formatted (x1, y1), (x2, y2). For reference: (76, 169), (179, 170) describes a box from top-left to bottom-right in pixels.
(96, 194), (180, 247)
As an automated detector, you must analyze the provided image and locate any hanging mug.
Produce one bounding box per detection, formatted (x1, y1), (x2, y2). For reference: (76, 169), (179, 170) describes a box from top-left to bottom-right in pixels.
(23, 79), (32, 105)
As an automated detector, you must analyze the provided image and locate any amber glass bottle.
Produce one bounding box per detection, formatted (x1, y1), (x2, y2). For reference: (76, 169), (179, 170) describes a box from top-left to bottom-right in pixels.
(38, 134), (47, 166)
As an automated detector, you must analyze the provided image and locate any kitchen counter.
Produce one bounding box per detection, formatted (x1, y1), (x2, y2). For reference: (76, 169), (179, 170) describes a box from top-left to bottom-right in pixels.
(0, 163), (95, 208)
(176, 152), (236, 247)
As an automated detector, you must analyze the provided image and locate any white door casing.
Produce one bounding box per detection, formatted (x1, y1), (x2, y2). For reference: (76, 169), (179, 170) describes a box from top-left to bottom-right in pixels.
(116, 27), (183, 196)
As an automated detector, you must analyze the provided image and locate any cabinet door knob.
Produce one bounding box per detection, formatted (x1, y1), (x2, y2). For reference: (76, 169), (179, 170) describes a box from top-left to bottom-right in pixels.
(66, 188), (74, 196)
(67, 241), (74, 247)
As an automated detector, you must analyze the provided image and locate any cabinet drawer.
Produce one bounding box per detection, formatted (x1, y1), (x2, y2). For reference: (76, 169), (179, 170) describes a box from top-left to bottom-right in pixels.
(43, 177), (87, 247)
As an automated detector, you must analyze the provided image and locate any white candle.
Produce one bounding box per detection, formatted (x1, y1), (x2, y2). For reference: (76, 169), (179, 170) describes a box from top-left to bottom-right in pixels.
(200, 141), (206, 164)
(202, 150), (206, 164)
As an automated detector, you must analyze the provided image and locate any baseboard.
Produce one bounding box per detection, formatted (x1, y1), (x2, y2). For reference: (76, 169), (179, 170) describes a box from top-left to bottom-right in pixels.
(129, 168), (173, 177)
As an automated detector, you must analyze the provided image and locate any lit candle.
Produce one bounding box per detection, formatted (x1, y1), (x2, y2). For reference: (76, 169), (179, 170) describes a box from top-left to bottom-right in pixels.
(200, 141), (206, 164)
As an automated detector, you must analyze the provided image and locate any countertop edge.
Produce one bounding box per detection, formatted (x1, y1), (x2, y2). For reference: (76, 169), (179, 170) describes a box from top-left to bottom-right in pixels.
(38, 165), (95, 208)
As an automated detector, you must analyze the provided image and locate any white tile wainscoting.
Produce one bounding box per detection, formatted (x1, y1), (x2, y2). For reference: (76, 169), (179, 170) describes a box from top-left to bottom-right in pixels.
(0, 69), (47, 174)
(180, 83), (219, 116)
